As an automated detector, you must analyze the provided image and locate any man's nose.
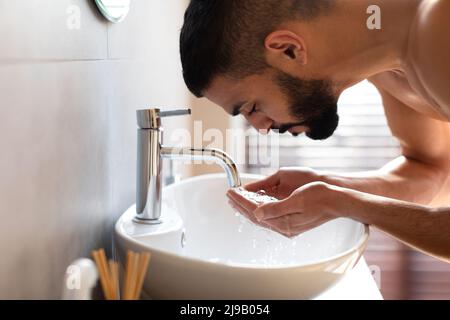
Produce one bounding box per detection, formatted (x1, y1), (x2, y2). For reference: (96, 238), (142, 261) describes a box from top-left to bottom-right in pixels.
(248, 115), (273, 134)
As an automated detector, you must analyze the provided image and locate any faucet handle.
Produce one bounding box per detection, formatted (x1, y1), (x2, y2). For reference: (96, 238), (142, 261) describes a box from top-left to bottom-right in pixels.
(159, 109), (191, 118)
(137, 108), (191, 129)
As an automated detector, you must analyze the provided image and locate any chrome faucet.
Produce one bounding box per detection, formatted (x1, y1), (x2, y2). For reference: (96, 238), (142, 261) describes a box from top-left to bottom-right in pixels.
(135, 108), (241, 224)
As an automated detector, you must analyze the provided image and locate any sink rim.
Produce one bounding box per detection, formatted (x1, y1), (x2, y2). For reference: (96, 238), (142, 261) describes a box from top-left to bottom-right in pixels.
(116, 173), (370, 270)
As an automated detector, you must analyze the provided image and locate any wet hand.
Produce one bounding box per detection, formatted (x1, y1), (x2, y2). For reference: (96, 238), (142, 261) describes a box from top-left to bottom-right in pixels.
(243, 167), (324, 200)
(227, 182), (340, 238)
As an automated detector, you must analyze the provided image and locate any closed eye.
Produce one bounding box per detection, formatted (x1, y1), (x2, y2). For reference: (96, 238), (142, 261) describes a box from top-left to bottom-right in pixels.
(249, 104), (257, 115)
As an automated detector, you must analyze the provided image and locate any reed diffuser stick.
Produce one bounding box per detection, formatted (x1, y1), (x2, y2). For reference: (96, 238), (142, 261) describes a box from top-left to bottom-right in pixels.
(134, 252), (151, 300)
(109, 260), (119, 300)
(92, 249), (151, 300)
(92, 250), (113, 300)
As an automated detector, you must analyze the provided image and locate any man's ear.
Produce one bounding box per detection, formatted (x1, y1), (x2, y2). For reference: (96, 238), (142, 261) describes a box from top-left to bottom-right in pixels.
(264, 30), (307, 67)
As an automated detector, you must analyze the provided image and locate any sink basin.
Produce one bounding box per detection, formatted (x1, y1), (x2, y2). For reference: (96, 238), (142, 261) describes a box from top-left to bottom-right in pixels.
(115, 173), (369, 299)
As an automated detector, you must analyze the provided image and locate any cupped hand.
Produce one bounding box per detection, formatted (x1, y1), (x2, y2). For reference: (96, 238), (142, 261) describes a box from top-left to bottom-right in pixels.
(243, 167), (324, 200)
(227, 181), (341, 238)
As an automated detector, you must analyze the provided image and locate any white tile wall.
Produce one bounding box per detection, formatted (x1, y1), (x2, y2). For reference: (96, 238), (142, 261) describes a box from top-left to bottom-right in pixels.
(0, 0), (189, 298)
(0, 0), (107, 60)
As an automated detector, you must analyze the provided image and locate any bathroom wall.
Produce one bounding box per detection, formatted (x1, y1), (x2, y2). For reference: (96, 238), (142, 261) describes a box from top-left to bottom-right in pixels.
(0, 0), (189, 298)
(190, 98), (242, 177)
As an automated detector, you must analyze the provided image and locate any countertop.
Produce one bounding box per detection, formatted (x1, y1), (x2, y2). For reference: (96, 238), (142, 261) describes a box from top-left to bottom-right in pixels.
(315, 257), (383, 300)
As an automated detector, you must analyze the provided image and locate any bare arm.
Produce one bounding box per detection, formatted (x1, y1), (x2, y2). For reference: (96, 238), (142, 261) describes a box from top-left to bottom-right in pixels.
(229, 171), (450, 262)
(331, 184), (450, 263)
(321, 87), (450, 206)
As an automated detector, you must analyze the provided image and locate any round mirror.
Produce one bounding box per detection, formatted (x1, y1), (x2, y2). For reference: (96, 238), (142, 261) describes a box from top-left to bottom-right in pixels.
(94, 0), (130, 23)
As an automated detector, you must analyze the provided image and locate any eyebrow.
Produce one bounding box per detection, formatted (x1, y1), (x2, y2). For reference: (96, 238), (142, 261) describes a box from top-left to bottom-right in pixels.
(231, 101), (246, 117)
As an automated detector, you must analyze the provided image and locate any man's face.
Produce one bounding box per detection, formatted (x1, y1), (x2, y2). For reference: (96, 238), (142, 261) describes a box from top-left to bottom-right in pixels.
(204, 70), (339, 140)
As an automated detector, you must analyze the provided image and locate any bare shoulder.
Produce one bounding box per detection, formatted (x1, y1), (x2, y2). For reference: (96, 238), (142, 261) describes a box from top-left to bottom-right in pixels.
(408, 0), (450, 111)
(413, 0), (450, 55)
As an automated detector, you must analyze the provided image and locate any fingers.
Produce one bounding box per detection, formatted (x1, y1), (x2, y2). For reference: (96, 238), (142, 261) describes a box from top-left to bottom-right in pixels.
(226, 188), (259, 223)
(265, 214), (330, 238)
(227, 190), (330, 238)
(244, 172), (280, 192)
(227, 189), (275, 229)
(228, 198), (273, 230)
(227, 199), (258, 224)
(226, 188), (259, 213)
(253, 195), (302, 221)
(263, 214), (292, 237)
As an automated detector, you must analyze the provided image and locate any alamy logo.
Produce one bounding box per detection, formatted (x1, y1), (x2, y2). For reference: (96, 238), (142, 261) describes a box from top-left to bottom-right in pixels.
(169, 121), (280, 169)
(366, 5), (381, 30)
(65, 265), (81, 290)
(66, 5), (81, 30)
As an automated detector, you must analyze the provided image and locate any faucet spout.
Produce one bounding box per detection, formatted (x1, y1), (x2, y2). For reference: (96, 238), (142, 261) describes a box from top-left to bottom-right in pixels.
(161, 147), (241, 188)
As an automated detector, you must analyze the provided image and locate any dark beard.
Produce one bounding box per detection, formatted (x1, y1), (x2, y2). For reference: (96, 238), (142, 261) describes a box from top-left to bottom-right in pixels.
(275, 71), (339, 140)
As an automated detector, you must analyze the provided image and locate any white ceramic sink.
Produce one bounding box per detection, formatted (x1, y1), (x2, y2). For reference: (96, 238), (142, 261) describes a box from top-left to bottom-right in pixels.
(115, 173), (369, 299)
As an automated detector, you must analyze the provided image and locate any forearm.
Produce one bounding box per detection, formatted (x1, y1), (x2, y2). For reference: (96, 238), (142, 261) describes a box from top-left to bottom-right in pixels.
(320, 156), (450, 206)
(330, 186), (450, 262)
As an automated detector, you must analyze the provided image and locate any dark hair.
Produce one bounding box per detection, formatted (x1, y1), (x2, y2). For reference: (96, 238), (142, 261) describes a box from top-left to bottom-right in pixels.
(180, 0), (333, 97)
